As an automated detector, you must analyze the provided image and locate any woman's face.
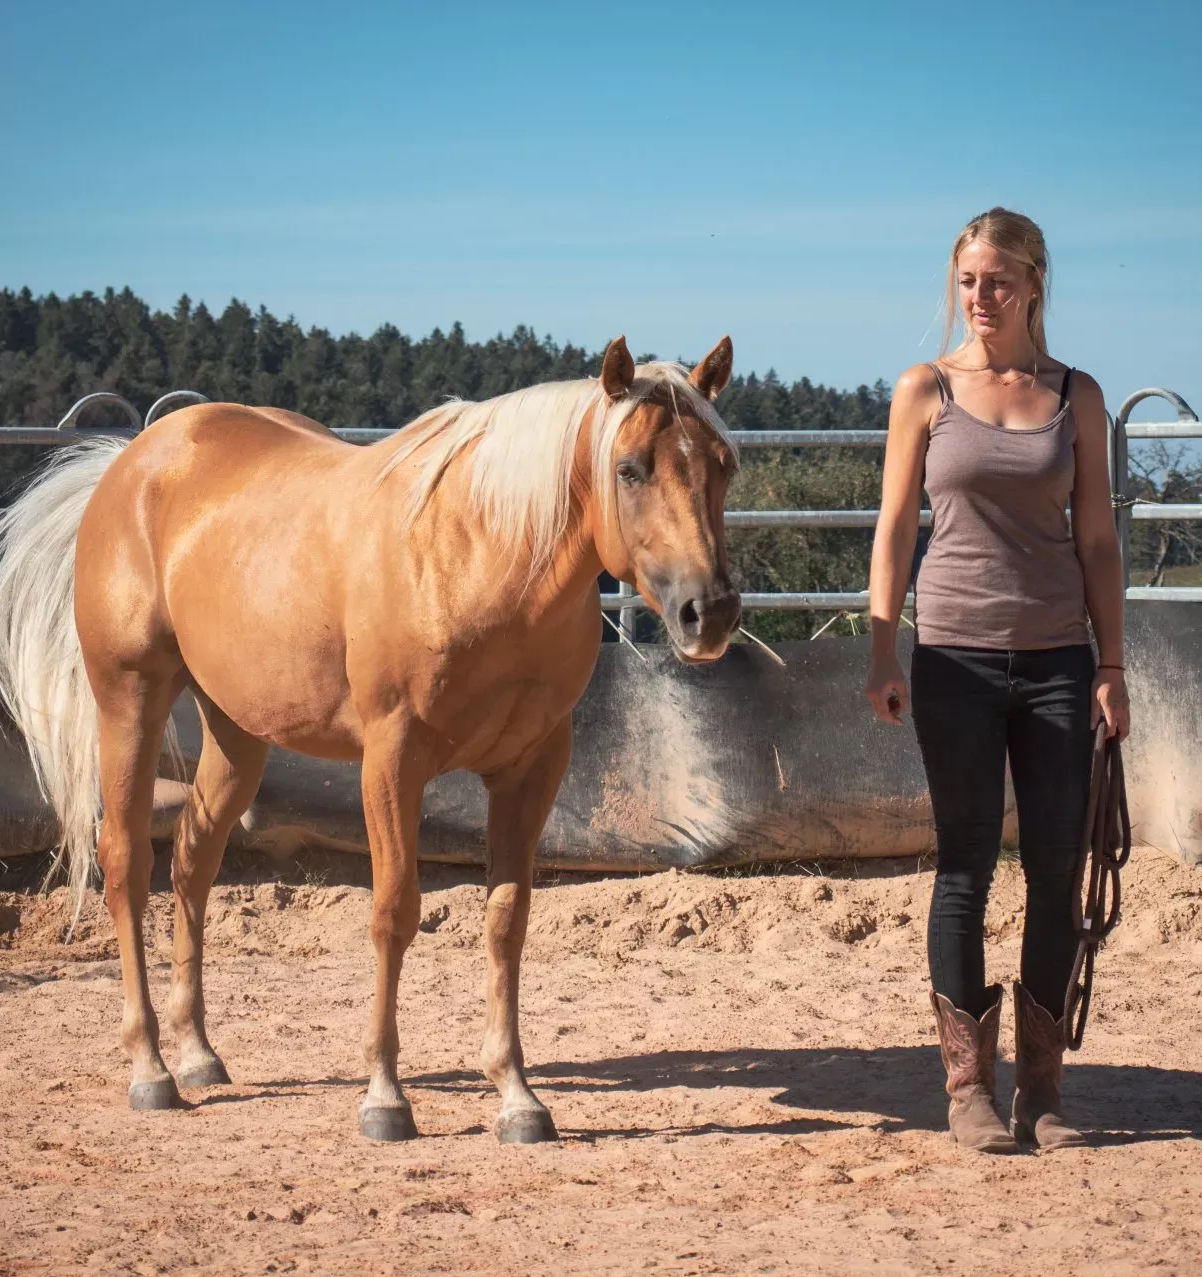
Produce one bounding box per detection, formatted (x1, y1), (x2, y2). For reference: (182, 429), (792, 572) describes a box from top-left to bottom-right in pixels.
(956, 239), (1038, 343)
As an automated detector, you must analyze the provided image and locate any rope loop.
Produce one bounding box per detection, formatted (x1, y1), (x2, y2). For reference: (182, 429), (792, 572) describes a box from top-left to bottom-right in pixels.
(1064, 726), (1131, 1051)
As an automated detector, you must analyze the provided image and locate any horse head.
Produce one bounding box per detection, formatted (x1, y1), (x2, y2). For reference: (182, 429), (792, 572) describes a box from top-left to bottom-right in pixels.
(592, 336), (741, 663)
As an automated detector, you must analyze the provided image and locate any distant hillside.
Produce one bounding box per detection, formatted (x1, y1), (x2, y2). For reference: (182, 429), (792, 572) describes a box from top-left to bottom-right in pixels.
(0, 286), (890, 432)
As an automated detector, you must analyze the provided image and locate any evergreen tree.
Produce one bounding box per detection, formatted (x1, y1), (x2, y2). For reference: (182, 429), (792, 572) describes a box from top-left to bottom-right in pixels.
(0, 286), (908, 640)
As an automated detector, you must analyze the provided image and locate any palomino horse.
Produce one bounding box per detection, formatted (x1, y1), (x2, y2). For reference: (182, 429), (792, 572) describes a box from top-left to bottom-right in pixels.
(0, 336), (740, 1143)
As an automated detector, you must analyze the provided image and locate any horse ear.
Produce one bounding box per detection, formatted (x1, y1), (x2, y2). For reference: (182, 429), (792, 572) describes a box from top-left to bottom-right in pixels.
(600, 335), (636, 399)
(689, 336), (733, 401)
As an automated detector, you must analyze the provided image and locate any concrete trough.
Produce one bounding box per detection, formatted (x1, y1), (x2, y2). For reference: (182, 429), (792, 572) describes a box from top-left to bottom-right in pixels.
(1, 601), (1198, 870)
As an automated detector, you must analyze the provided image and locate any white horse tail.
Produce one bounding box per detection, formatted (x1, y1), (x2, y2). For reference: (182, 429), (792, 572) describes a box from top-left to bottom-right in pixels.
(0, 439), (129, 920)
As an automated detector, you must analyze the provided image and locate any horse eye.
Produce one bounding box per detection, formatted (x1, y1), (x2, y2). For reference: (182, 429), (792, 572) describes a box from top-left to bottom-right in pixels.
(616, 461), (643, 486)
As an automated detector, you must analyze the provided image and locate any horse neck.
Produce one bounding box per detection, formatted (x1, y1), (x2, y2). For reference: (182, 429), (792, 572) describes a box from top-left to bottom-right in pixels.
(520, 469), (605, 621)
(498, 404), (609, 621)
(362, 411), (607, 624)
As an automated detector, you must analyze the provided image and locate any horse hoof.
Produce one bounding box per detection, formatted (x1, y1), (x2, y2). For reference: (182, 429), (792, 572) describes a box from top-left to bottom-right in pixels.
(496, 1109), (558, 1145)
(129, 1078), (182, 1111)
(360, 1105), (418, 1142)
(176, 1059), (231, 1089)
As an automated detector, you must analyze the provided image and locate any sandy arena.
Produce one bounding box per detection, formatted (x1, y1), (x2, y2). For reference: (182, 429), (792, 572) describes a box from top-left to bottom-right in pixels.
(1, 844), (1199, 1276)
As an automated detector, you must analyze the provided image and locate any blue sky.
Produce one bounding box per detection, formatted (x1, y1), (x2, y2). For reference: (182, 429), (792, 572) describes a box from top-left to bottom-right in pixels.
(2, 0), (1199, 419)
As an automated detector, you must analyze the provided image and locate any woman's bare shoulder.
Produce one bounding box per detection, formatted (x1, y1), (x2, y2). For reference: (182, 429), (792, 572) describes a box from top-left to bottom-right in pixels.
(1033, 353), (1072, 389)
(892, 362), (943, 419)
(1065, 368), (1107, 432)
(892, 362), (944, 406)
(1066, 367), (1103, 397)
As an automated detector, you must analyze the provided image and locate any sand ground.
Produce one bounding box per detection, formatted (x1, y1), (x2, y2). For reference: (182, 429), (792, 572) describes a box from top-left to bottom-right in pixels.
(1, 844), (1200, 1277)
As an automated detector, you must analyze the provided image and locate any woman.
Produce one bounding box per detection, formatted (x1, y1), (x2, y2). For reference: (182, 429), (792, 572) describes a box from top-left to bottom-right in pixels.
(866, 208), (1130, 1154)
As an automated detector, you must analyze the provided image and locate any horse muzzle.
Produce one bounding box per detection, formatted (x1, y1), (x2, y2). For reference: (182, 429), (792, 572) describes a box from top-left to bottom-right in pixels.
(659, 579), (741, 663)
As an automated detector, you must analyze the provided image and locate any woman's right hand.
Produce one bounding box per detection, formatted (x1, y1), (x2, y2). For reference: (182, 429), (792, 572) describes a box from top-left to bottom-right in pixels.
(865, 365), (932, 731)
(866, 653), (910, 726)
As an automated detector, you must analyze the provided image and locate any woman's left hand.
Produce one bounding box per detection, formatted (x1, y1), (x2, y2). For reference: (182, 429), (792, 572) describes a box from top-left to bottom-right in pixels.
(1091, 667), (1131, 742)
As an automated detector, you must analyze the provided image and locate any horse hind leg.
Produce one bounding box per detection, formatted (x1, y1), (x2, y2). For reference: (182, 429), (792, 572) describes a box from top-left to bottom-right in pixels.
(94, 666), (187, 1110)
(166, 692), (269, 1089)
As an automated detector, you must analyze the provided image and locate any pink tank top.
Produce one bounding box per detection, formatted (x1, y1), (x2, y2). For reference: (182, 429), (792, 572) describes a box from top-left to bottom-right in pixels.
(914, 365), (1090, 650)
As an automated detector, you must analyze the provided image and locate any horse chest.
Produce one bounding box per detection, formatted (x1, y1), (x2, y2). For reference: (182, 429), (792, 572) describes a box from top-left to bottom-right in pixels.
(419, 649), (594, 776)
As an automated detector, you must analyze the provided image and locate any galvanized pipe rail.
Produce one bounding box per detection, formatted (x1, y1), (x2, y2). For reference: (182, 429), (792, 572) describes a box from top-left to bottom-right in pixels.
(6, 419), (1194, 449)
(602, 590), (914, 612)
(7, 416), (1190, 452)
(1112, 389), (1202, 596)
(0, 423), (892, 449)
(5, 386), (1201, 614)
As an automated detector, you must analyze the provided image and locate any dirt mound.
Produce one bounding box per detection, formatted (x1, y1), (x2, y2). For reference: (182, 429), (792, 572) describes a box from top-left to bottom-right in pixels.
(3, 846), (1197, 971)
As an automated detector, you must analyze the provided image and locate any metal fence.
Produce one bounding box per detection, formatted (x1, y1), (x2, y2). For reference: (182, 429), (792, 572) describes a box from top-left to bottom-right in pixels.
(4, 385), (1200, 634)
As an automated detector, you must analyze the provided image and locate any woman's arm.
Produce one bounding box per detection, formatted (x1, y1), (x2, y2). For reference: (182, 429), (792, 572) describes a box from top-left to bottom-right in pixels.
(1070, 371), (1131, 740)
(866, 365), (937, 724)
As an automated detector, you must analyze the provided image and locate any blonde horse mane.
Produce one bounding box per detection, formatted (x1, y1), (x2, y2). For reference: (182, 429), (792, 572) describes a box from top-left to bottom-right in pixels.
(376, 362), (737, 576)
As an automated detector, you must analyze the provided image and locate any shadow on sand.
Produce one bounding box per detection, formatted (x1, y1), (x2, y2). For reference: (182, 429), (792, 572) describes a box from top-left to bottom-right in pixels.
(391, 1046), (1202, 1145)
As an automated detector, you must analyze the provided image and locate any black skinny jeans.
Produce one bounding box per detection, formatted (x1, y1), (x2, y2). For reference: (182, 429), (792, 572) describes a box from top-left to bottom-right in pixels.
(911, 643), (1095, 1020)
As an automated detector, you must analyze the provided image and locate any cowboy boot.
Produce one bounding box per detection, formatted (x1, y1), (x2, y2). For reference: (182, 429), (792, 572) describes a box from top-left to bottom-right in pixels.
(930, 984), (1017, 1154)
(1010, 982), (1086, 1150)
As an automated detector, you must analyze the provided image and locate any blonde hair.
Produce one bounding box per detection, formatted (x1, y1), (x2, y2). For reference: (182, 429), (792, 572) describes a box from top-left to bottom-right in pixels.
(942, 207), (1051, 356)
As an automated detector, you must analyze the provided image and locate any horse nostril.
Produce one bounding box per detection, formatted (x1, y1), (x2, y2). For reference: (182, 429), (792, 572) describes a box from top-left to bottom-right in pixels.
(678, 598), (701, 636)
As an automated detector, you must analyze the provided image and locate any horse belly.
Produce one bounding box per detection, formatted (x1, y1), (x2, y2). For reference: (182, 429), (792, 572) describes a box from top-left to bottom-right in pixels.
(165, 548), (362, 759)
(181, 630), (362, 760)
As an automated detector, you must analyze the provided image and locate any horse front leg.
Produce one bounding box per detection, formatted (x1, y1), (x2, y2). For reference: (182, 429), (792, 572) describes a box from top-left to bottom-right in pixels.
(481, 716), (572, 1144)
(358, 719), (427, 1141)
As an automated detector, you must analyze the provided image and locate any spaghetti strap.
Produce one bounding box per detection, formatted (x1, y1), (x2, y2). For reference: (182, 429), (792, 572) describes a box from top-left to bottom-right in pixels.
(1058, 367), (1074, 411)
(929, 362), (951, 406)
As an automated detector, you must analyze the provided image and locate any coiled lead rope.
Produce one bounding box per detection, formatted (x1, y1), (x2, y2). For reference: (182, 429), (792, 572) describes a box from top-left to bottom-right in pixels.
(1064, 724), (1131, 1050)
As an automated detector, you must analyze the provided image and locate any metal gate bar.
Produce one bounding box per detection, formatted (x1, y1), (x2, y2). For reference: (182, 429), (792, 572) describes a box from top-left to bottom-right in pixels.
(4, 386), (1200, 610)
